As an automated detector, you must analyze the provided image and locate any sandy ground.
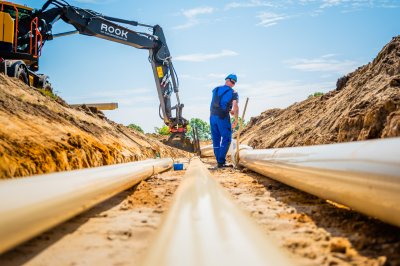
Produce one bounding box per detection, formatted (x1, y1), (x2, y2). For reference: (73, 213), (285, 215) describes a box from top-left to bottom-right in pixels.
(1, 158), (399, 266)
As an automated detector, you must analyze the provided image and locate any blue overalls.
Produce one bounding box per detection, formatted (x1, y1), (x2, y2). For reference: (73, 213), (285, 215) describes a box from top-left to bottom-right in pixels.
(210, 85), (238, 165)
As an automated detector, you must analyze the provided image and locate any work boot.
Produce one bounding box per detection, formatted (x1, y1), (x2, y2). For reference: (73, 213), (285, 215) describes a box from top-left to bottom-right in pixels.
(217, 163), (232, 168)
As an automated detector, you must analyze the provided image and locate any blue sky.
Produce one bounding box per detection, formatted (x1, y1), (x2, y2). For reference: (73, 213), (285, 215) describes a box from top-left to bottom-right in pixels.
(19, 0), (400, 132)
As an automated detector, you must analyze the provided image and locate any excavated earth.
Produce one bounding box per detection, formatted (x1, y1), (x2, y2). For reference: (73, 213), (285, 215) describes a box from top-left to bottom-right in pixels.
(0, 37), (400, 265)
(240, 36), (400, 148)
(0, 74), (187, 179)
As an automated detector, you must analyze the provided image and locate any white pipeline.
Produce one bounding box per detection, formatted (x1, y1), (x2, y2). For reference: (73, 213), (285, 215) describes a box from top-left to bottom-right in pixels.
(238, 138), (400, 227)
(141, 157), (292, 266)
(0, 158), (173, 254)
(200, 140), (253, 158)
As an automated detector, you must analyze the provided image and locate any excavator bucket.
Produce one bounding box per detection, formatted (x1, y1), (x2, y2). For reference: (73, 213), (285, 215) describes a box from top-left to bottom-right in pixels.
(163, 127), (201, 155)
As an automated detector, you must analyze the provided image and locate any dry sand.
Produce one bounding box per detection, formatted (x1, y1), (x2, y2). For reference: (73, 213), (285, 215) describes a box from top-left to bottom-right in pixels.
(1, 159), (399, 265)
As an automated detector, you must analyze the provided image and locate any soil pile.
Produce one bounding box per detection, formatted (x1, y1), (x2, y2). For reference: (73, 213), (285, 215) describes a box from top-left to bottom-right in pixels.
(0, 75), (187, 179)
(241, 36), (400, 148)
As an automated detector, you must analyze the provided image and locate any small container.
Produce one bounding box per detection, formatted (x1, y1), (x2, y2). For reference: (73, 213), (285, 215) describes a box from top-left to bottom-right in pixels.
(173, 163), (184, 171)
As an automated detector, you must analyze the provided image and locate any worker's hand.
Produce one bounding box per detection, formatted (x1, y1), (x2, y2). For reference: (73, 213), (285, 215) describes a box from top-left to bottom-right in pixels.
(230, 110), (235, 115)
(232, 120), (238, 129)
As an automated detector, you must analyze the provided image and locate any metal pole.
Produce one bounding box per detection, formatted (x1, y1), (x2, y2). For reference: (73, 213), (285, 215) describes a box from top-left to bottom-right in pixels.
(69, 102), (119, 110)
(0, 158), (172, 254)
(51, 30), (79, 39)
(239, 138), (400, 227)
(141, 157), (292, 266)
(234, 97), (249, 165)
(194, 126), (201, 156)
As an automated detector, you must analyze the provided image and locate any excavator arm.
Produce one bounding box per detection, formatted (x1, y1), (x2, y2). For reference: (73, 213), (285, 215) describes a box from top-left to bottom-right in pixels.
(14, 0), (198, 152)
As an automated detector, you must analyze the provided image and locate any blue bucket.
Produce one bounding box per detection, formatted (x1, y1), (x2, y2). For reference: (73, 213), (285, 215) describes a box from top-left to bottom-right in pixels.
(173, 163), (184, 171)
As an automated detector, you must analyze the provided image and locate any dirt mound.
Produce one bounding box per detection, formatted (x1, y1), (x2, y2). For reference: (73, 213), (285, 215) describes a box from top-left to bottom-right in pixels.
(0, 75), (187, 179)
(241, 36), (400, 148)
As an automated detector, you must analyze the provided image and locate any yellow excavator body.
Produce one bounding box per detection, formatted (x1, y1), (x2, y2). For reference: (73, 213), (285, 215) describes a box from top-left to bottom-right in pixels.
(0, 11), (14, 45)
(0, 1), (33, 49)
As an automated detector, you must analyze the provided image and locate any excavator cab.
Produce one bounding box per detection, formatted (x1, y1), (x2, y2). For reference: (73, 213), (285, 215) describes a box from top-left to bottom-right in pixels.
(0, 2), (33, 53)
(0, 2), (39, 62)
(0, 1), (50, 89)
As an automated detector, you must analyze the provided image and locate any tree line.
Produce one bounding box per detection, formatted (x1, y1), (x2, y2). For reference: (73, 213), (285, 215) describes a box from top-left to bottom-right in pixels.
(128, 117), (247, 141)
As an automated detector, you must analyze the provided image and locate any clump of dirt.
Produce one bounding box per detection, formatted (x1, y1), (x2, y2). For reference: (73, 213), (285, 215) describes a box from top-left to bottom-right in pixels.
(0, 74), (188, 178)
(241, 36), (400, 148)
(123, 181), (162, 207)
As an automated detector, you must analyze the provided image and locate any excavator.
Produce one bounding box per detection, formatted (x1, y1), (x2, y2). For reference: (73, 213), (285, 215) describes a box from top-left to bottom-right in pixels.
(0, 0), (200, 153)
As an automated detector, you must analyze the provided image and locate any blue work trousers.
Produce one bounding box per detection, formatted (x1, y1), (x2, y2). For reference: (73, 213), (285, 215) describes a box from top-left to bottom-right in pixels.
(210, 115), (232, 164)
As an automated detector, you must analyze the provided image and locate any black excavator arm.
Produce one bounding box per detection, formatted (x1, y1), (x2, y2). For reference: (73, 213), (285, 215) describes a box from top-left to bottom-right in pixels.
(25, 0), (186, 130)
(16, 0), (198, 152)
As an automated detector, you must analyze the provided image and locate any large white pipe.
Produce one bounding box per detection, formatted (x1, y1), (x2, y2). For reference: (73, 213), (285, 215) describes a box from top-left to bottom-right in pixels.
(141, 157), (292, 266)
(238, 138), (400, 227)
(0, 158), (172, 254)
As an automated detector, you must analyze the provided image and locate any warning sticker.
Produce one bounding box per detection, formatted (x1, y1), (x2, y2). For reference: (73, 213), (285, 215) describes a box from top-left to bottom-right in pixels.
(157, 66), (164, 78)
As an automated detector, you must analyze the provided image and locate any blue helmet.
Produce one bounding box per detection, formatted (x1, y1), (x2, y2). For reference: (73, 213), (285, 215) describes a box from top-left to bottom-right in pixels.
(225, 74), (237, 83)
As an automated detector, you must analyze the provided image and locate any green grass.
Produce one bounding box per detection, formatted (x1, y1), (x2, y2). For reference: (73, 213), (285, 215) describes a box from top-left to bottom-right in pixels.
(308, 92), (324, 99)
(38, 88), (59, 100)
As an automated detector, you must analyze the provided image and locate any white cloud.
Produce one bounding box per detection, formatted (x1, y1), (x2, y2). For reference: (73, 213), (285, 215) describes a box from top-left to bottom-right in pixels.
(239, 80), (329, 97)
(208, 73), (227, 79)
(380, 2), (400, 8)
(104, 106), (159, 133)
(173, 7), (215, 30)
(299, 0), (319, 3)
(174, 50), (239, 62)
(207, 73), (246, 79)
(256, 12), (288, 27)
(173, 21), (200, 30)
(285, 55), (358, 74)
(178, 74), (205, 81)
(321, 53), (337, 58)
(225, 79), (334, 120)
(183, 7), (214, 19)
(317, 0), (399, 11)
(246, 1), (400, 21)
(67, 87), (153, 105)
(320, 0), (348, 9)
(224, 0), (277, 10)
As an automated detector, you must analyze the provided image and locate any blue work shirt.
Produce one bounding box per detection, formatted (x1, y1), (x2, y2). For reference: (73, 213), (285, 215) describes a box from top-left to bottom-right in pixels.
(210, 85), (238, 119)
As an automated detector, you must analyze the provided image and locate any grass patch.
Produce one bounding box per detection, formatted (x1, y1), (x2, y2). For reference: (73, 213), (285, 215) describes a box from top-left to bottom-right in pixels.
(38, 88), (59, 100)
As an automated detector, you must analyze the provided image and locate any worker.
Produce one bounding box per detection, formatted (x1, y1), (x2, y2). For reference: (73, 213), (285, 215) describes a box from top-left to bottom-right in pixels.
(210, 74), (239, 168)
